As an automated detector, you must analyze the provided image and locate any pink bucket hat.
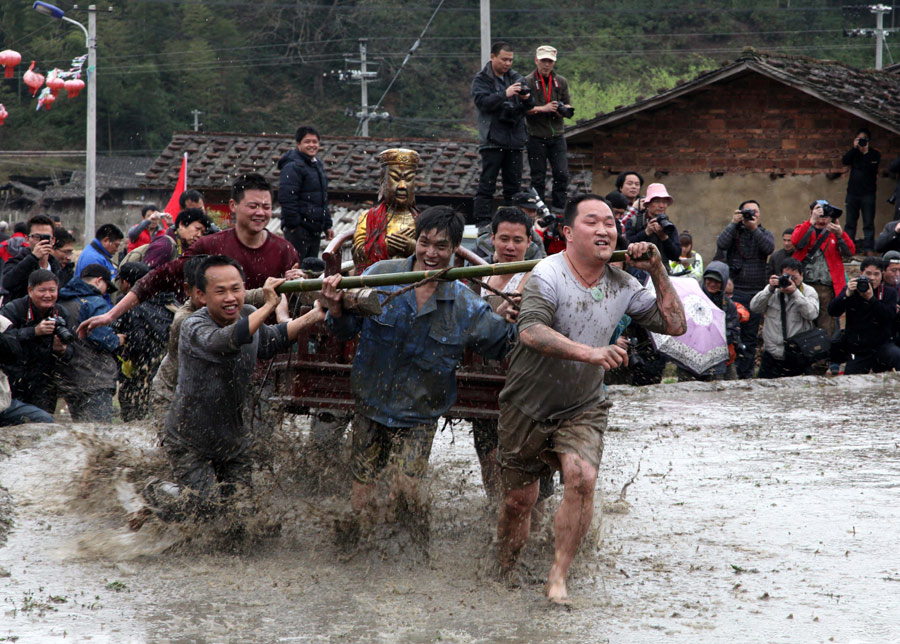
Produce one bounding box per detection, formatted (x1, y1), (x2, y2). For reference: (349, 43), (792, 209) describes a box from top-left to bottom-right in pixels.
(644, 183), (674, 205)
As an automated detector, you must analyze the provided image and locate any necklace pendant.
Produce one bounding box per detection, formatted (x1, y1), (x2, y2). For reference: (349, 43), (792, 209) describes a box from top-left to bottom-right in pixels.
(590, 286), (604, 302)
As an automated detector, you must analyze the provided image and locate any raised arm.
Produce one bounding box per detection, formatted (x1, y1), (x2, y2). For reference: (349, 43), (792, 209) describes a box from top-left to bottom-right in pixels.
(626, 243), (687, 336)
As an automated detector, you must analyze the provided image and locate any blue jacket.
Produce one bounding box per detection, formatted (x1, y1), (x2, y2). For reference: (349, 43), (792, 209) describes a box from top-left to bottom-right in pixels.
(277, 148), (331, 234)
(74, 239), (116, 280)
(57, 278), (120, 392)
(58, 278), (120, 353)
(326, 256), (517, 427)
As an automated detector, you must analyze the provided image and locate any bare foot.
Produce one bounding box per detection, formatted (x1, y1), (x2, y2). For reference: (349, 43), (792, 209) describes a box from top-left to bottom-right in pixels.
(545, 576), (569, 604)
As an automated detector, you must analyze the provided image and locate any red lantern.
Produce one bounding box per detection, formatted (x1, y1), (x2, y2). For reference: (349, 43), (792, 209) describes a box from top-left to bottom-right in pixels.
(64, 78), (85, 99)
(46, 70), (65, 97)
(23, 61), (44, 98)
(0, 50), (21, 79)
(42, 92), (56, 111)
(0, 104), (8, 125)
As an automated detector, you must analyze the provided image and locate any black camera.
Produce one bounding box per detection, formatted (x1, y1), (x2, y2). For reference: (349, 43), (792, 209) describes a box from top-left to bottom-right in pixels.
(48, 316), (76, 344)
(822, 204), (842, 220)
(556, 104), (575, 118)
(857, 275), (870, 293)
(777, 274), (793, 289)
(653, 213), (677, 236)
(517, 82), (531, 96)
(858, 137), (868, 147)
(37, 233), (52, 242)
(740, 208), (756, 220)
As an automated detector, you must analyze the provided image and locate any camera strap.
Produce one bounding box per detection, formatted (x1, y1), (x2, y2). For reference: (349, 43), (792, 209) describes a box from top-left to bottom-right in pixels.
(805, 228), (830, 259)
(779, 292), (789, 344)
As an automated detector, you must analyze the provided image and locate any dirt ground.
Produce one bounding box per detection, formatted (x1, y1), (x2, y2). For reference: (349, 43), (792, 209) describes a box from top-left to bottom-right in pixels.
(2, 373), (900, 644)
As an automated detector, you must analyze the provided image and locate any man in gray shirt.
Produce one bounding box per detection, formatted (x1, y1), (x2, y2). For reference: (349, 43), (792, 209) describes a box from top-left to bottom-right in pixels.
(496, 194), (686, 603)
(160, 255), (324, 518)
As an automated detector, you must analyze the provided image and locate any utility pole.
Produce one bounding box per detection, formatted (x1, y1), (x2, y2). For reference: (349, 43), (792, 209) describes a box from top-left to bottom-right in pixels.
(336, 39), (385, 136)
(873, 4), (890, 69)
(480, 0), (490, 68)
(191, 109), (202, 132)
(359, 39), (369, 137)
(85, 5), (97, 245)
(844, 4), (897, 71)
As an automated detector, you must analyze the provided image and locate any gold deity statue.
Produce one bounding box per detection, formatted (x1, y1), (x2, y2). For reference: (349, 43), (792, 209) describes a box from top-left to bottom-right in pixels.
(352, 148), (420, 270)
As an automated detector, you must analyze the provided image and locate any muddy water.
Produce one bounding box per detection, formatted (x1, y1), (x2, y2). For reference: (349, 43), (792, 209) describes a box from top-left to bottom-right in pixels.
(2, 374), (900, 643)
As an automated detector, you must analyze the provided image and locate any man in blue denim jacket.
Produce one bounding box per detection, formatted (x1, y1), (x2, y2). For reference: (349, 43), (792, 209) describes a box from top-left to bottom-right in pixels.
(322, 206), (517, 520)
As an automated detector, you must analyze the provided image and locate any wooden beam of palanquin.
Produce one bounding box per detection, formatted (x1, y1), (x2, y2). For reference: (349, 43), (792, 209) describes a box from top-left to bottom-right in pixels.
(276, 251), (636, 293)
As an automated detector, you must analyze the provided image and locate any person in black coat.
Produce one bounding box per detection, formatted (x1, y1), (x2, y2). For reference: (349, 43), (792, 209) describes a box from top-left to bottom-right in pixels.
(114, 262), (176, 422)
(277, 125), (333, 260)
(470, 41), (535, 230)
(0, 269), (72, 413)
(828, 256), (900, 374)
(1, 214), (62, 301)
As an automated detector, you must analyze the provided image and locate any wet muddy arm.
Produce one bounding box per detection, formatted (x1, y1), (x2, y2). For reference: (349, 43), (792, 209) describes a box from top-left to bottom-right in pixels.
(519, 323), (598, 362)
(647, 261), (687, 336)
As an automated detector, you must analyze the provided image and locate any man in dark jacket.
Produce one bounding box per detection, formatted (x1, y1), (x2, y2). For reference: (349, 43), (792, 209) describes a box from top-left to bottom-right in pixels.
(715, 199), (775, 378)
(828, 256), (900, 374)
(114, 262), (175, 422)
(0, 269), (72, 413)
(57, 264), (124, 422)
(471, 42), (535, 231)
(841, 127), (881, 254)
(875, 218), (900, 255)
(277, 125), (333, 259)
(2, 214), (61, 301)
(524, 45), (572, 211)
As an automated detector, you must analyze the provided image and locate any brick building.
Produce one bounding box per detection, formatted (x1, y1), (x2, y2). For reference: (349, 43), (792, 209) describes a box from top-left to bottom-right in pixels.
(566, 50), (900, 259)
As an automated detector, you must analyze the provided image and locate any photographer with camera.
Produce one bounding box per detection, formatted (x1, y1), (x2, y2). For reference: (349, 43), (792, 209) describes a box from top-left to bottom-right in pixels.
(714, 199), (774, 378)
(471, 42), (535, 231)
(874, 217), (900, 255)
(1, 214), (64, 301)
(0, 269), (73, 414)
(791, 200), (855, 341)
(841, 128), (881, 255)
(750, 258), (820, 379)
(827, 257), (900, 374)
(624, 183), (681, 262)
(57, 264), (125, 422)
(524, 45), (572, 212)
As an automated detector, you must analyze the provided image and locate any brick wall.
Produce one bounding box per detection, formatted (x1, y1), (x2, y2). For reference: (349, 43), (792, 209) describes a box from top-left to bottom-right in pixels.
(590, 73), (900, 176)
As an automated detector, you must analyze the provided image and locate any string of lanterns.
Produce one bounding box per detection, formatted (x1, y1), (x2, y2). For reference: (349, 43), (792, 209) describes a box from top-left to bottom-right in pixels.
(0, 48), (86, 123)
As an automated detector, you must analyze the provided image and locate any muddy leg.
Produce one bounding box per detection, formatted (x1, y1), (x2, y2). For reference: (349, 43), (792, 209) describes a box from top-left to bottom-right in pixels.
(350, 481), (377, 514)
(496, 480), (539, 575)
(472, 419), (502, 504)
(546, 452), (597, 603)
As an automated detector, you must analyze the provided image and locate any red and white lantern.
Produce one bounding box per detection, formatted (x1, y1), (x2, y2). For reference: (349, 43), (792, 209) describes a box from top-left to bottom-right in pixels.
(64, 78), (85, 99)
(0, 50), (21, 79)
(46, 69), (65, 96)
(23, 61), (44, 97)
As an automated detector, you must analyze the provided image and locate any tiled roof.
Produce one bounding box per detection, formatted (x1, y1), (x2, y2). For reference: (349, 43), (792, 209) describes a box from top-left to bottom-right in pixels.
(142, 133), (592, 199)
(566, 50), (900, 140)
(41, 156), (155, 201)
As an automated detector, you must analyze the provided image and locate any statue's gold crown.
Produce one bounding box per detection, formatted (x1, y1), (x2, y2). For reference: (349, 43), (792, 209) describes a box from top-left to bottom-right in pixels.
(379, 148), (419, 168)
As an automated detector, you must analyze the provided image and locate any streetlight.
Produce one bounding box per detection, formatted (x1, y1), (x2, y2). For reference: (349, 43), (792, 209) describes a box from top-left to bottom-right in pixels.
(32, 1), (96, 245)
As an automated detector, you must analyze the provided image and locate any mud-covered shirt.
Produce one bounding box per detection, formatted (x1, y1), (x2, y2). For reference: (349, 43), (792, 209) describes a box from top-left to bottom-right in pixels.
(499, 253), (666, 421)
(165, 306), (289, 459)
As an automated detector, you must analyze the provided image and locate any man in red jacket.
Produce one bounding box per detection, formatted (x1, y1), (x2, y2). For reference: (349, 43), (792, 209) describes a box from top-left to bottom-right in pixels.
(791, 199), (855, 339)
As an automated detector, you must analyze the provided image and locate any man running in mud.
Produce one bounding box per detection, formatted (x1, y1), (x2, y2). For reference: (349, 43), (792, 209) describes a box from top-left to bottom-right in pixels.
(495, 194), (686, 603)
(151, 255), (324, 520)
(320, 206), (517, 526)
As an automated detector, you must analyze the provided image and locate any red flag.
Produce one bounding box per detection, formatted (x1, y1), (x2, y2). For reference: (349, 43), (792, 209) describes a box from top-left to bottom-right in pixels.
(163, 153), (187, 218)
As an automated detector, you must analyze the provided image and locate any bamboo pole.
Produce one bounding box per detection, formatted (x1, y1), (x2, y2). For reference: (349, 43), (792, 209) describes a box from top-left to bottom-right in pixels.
(276, 251), (636, 293)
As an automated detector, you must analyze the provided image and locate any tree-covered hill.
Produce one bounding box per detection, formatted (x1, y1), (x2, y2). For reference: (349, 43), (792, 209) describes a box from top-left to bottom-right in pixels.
(0, 0), (890, 162)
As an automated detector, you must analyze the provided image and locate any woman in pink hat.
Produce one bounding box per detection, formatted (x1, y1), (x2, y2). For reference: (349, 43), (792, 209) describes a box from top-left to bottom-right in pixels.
(624, 182), (682, 262)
